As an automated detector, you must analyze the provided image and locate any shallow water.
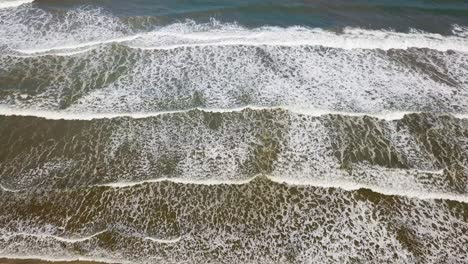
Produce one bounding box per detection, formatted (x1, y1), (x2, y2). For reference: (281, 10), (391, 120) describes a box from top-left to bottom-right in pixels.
(0, 0), (467, 263)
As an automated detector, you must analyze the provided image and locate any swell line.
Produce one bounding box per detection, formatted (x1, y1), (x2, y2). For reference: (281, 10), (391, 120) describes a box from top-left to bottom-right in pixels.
(0, 105), (465, 121)
(266, 176), (468, 204)
(127, 35), (468, 52)
(7, 25), (468, 56)
(98, 177), (254, 188)
(2, 229), (182, 245)
(11, 35), (141, 55)
(2, 230), (107, 243)
(98, 174), (468, 204)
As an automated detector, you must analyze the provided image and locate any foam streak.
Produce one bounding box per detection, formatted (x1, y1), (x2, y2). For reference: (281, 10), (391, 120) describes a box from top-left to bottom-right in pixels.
(5, 20), (468, 55)
(143, 236), (182, 244)
(2, 230), (107, 243)
(0, 105), (465, 121)
(12, 35), (141, 55)
(99, 175), (468, 204)
(0, 184), (22, 192)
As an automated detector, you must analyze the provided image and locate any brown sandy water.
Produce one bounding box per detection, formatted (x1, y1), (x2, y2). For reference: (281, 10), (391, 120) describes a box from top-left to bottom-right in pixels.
(1, 2), (468, 263)
(0, 111), (467, 263)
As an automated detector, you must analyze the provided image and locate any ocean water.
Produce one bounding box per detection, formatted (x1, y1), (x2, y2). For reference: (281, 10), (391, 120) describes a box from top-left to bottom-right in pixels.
(0, 0), (467, 263)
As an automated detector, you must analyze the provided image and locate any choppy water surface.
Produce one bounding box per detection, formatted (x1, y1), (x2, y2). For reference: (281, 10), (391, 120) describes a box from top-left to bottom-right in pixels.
(0, 0), (467, 263)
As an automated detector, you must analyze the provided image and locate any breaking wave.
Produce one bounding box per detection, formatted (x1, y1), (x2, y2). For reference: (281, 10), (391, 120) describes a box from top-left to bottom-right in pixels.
(0, 0), (33, 9)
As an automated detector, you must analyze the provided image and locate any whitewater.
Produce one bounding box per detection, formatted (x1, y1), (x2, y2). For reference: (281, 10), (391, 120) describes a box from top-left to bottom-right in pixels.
(1, 2), (468, 263)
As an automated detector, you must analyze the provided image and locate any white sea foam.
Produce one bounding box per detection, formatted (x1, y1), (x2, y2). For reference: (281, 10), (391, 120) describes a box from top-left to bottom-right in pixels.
(0, 184), (23, 192)
(12, 35), (140, 55)
(143, 236), (182, 244)
(0, 0), (32, 9)
(2, 9), (468, 115)
(30, 37), (468, 115)
(2, 230), (107, 243)
(126, 25), (468, 52)
(0, 6), (132, 53)
(1, 5), (467, 264)
(10, 47), (95, 57)
(8, 24), (468, 55)
(0, 254), (132, 264)
(453, 113), (468, 119)
(267, 176), (468, 203)
(98, 174), (468, 204)
(415, 169), (445, 175)
(452, 24), (468, 38)
(0, 105), (462, 121)
(2, 6), (468, 55)
(1, 103), (465, 203)
(99, 177), (254, 188)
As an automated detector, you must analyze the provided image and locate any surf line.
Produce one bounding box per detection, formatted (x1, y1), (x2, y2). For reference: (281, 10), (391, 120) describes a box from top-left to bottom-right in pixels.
(8, 27), (468, 54)
(97, 174), (468, 204)
(0, 183), (23, 193)
(11, 35), (141, 55)
(0, 105), (466, 121)
(2, 229), (182, 245)
(2, 230), (107, 243)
